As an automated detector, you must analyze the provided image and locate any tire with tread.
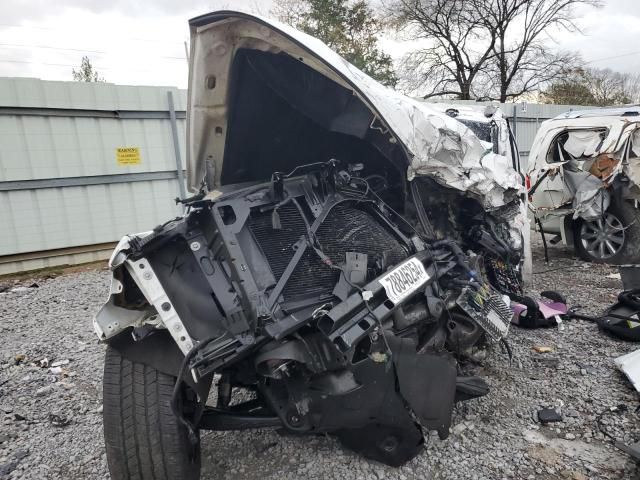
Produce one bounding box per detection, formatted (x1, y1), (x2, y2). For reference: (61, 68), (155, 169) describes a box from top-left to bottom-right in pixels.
(103, 346), (200, 480)
(574, 199), (640, 264)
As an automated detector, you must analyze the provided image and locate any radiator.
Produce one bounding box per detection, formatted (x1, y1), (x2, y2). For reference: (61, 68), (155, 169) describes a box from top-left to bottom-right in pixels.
(248, 201), (407, 302)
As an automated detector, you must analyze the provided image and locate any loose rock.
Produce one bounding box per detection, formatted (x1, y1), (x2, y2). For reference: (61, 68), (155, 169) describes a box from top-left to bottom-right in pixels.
(0, 239), (638, 479)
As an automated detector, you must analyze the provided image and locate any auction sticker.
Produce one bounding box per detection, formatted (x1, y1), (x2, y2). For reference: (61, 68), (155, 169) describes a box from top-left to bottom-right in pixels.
(379, 257), (429, 304)
(116, 147), (141, 165)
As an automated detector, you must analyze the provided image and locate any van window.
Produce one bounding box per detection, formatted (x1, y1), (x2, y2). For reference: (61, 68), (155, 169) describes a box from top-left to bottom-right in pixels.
(458, 119), (492, 143)
(547, 128), (608, 164)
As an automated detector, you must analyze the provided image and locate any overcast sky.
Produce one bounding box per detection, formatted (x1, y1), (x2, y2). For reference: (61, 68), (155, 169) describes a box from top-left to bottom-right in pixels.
(0, 0), (637, 90)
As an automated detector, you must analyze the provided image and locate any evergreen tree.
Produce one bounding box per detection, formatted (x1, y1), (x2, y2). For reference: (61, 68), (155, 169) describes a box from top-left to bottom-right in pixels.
(72, 56), (105, 82)
(275, 0), (397, 87)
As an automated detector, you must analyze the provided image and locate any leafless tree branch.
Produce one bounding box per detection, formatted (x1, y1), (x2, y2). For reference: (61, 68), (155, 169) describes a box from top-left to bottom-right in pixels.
(384, 0), (601, 100)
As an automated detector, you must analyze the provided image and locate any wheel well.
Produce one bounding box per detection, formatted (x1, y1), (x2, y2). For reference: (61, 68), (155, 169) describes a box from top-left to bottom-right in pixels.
(563, 215), (575, 247)
(108, 330), (212, 398)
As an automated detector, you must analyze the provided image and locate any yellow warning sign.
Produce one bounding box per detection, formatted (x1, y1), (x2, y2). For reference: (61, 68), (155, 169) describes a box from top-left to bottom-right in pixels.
(116, 147), (141, 165)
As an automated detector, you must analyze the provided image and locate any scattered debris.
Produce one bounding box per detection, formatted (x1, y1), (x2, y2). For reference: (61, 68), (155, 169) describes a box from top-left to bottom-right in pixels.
(50, 359), (70, 367)
(13, 413), (27, 422)
(39, 357), (50, 368)
(35, 385), (54, 397)
(48, 413), (71, 428)
(614, 349), (640, 392)
(0, 450), (29, 477)
(619, 265), (640, 290)
(9, 286), (32, 293)
(533, 357), (560, 368)
(538, 408), (563, 424)
(511, 291), (567, 329)
(14, 354), (25, 365)
(615, 439), (640, 462)
(533, 346), (553, 353)
(606, 273), (622, 280)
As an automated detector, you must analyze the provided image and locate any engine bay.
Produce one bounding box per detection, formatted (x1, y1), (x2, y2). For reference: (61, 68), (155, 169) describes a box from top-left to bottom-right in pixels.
(97, 160), (520, 466)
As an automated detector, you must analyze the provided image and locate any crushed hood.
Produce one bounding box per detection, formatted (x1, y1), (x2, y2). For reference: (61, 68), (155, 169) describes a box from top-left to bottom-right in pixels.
(187, 11), (522, 208)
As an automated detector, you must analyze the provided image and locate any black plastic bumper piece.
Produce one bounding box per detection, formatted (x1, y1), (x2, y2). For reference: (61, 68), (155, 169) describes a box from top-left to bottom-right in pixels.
(199, 408), (282, 431)
(317, 250), (438, 354)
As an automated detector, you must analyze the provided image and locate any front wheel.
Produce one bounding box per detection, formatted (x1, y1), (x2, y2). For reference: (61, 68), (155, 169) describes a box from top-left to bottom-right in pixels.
(574, 200), (640, 264)
(102, 346), (201, 480)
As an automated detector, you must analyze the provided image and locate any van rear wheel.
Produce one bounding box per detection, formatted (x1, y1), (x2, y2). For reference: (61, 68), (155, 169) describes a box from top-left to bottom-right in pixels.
(102, 346), (201, 480)
(574, 200), (640, 264)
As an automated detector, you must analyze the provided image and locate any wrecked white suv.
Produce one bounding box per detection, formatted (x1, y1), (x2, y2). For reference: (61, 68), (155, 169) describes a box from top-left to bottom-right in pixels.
(529, 107), (640, 263)
(94, 10), (527, 479)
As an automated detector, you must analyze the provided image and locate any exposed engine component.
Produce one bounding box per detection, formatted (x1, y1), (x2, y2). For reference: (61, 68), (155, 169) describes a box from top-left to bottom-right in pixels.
(96, 162), (516, 467)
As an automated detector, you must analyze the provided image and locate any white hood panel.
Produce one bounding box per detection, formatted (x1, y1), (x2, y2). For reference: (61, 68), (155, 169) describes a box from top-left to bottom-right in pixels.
(187, 11), (522, 208)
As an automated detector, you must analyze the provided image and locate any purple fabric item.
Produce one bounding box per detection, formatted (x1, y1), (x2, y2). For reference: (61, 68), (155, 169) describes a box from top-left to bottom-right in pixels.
(510, 299), (568, 326)
(538, 301), (567, 319)
(511, 302), (527, 318)
(510, 302), (527, 325)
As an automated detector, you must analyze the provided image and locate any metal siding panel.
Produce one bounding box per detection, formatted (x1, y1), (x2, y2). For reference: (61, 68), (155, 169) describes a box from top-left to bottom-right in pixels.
(88, 184), (117, 240)
(0, 80), (187, 271)
(0, 191), (18, 253)
(1, 116), (186, 181)
(0, 179), (183, 256)
(0, 78), (187, 111)
(0, 116), (27, 181)
(0, 249), (112, 275)
(514, 121), (543, 155)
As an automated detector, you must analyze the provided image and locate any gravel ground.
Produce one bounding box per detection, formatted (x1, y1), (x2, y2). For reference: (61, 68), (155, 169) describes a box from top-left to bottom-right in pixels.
(2, 239), (640, 480)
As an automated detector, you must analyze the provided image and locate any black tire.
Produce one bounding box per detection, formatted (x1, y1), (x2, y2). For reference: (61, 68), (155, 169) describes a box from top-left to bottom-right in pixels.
(103, 346), (200, 480)
(574, 199), (640, 264)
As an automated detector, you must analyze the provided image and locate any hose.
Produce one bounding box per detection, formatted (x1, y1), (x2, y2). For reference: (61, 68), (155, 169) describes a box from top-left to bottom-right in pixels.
(410, 181), (436, 239)
(431, 239), (476, 279)
(171, 335), (222, 447)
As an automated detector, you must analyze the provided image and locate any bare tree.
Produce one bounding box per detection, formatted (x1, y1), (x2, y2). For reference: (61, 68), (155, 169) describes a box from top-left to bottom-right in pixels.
(388, 0), (495, 99)
(272, 0), (310, 27)
(543, 67), (640, 106)
(591, 68), (640, 105)
(386, 0), (600, 101)
(588, 68), (630, 105)
(480, 0), (597, 101)
(622, 72), (640, 104)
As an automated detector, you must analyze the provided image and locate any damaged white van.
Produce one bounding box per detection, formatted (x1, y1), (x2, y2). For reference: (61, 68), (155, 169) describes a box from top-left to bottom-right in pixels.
(529, 106), (640, 263)
(95, 10), (528, 479)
